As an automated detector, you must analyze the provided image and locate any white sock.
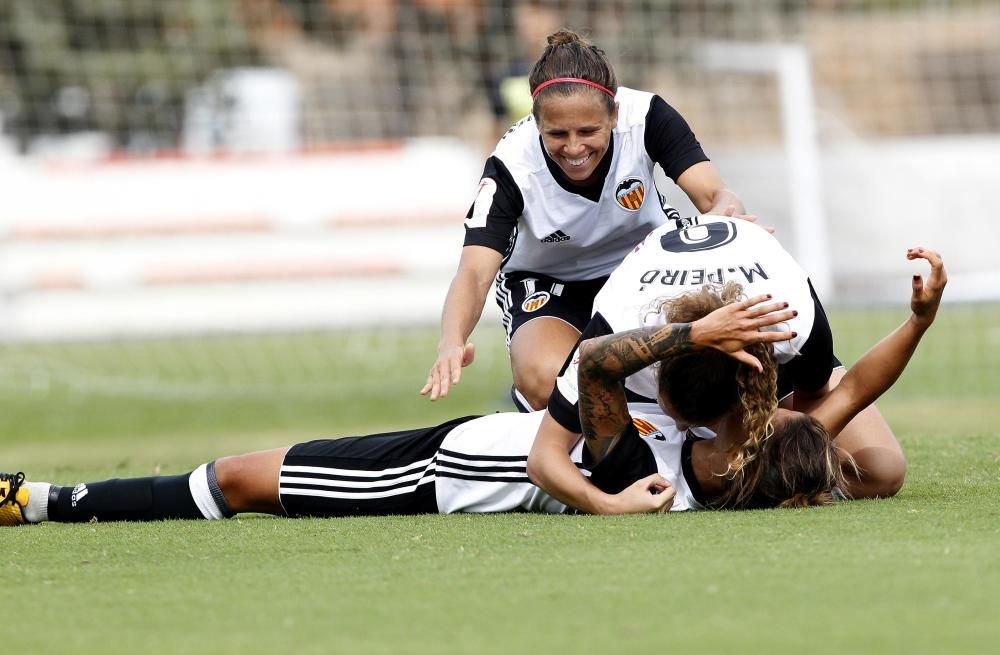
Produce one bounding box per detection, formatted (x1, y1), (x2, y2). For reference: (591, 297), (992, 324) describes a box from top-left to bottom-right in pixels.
(22, 482), (52, 523)
(188, 463), (227, 520)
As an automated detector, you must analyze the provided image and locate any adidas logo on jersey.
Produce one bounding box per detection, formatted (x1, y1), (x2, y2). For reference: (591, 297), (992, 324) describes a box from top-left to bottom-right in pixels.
(541, 230), (571, 243)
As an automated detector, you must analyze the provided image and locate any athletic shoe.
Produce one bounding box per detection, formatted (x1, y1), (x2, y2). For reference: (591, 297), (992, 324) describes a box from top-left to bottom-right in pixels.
(0, 472), (30, 526)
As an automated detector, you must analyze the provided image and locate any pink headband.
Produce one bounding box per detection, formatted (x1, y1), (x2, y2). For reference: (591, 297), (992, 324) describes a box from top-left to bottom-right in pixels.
(531, 77), (616, 99)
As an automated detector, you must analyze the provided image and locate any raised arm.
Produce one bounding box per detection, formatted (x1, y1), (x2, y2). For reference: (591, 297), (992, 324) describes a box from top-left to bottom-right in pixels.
(810, 248), (946, 437)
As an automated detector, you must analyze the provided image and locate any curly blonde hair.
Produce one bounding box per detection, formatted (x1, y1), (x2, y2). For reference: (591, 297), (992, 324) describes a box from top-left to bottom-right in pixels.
(652, 283), (779, 505)
(652, 283), (849, 509)
(653, 282), (777, 429)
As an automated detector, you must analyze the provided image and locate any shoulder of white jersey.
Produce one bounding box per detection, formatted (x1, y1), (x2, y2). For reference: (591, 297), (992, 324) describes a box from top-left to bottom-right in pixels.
(652, 214), (801, 262)
(595, 212), (816, 363)
(688, 215), (816, 361)
(492, 114), (546, 177)
(612, 87), (656, 130)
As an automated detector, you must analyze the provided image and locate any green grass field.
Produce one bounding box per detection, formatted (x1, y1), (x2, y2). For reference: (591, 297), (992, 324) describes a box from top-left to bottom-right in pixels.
(4, 305), (999, 654)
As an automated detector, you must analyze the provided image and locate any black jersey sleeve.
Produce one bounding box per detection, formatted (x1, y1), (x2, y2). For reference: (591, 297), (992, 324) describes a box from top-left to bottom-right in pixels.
(462, 156), (525, 254)
(776, 279), (841, 397)
(582, 422), (658, 495)
(643, 96), (710, 182)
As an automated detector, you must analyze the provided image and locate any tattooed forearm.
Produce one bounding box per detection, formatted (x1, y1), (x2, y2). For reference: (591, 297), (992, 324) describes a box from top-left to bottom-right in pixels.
(579, 323), (694, 390)
(577, 323), (695, 461)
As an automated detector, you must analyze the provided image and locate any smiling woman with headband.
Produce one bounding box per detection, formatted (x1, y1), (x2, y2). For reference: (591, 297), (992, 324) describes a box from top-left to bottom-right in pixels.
(422, 30), (750, 411)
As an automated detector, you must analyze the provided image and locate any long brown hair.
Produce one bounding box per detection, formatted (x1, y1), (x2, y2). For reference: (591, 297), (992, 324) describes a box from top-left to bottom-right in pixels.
(653, 283), (844, 508)
(529, 30), (618, 118)
(715, 414), (850, 509)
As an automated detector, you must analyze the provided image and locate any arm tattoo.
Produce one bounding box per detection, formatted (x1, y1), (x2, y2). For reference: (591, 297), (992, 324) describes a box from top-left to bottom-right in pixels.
(577, 323), (694, 462)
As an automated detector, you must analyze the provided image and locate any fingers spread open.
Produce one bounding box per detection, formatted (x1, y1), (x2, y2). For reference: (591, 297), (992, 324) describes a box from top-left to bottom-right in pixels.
(759, 329), (796, 344)
(744, 299), (785, 318)
(742, 293), (773, 311)
(753, 307), (796, 328)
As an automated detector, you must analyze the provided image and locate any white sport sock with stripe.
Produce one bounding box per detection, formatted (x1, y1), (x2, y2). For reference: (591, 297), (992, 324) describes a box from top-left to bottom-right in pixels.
(188, 463), (233, 520)
(23, 482), (52, 523)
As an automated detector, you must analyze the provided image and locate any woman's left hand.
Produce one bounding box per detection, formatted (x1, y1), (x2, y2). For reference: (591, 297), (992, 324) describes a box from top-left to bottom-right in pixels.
(906, 247), (947, 329)
(689, 294), (797, 371)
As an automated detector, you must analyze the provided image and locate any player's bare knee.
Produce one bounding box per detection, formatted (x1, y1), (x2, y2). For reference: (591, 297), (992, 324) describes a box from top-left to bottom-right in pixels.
(512, 361), (559, 409)
(520, 385), (551, 411)
(851, 449), (906, 498)
(212, 455), (247, 504)
(870, 458), (906, 498)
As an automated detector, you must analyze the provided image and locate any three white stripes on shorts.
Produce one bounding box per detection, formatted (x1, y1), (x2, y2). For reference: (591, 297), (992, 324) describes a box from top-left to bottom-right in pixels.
(278, 452), (534, 501)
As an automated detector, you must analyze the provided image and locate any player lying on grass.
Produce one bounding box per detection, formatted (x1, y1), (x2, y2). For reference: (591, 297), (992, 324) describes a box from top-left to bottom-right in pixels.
(0, 247), (943, 523)
(531, 215), (914, 502)
(1, 292), (803, 524)
(529, 247), (946, 513)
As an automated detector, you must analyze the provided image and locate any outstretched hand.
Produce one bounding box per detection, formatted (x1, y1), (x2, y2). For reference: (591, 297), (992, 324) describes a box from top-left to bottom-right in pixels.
(906, 247), (947, 329)
(689, 294), (797, 372)
(420, 342), (476, 400)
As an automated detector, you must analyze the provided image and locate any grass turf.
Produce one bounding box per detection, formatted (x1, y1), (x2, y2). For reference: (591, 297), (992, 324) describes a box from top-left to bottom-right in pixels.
(3, 307), (999, 654)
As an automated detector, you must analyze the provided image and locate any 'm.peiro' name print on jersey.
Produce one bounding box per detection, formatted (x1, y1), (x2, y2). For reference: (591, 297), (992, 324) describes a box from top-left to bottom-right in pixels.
(637, 261), (769, 289)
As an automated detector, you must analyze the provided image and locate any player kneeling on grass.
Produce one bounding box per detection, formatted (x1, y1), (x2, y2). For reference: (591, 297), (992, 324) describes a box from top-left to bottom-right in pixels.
(0, 249), (944, 524)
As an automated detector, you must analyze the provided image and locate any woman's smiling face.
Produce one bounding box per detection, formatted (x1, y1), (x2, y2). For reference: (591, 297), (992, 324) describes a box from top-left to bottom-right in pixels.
(536, 91), (617, 186)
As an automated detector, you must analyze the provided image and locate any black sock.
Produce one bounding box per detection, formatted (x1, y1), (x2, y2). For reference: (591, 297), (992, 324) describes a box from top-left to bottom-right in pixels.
(47, 473), (204, 523)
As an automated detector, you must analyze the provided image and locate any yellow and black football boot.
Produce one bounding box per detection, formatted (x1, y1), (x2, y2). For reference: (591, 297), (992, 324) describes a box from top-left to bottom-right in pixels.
(0, 472), (30, 526)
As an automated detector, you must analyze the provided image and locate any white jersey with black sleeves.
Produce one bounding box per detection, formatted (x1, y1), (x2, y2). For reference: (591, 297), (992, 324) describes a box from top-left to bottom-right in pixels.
(549, 215), (835, 433)
(434, 411), (705, 514)
(463, 87), (708, 281)
(435, 412), (570, 514)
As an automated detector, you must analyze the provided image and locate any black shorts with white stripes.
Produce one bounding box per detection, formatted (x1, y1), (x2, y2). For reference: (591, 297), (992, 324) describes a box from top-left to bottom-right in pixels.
(278, 416), (480, 517)
(495, 271), (609, 346)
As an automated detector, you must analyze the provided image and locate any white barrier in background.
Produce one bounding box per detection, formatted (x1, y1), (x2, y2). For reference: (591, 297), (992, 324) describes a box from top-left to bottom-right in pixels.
(0, 138), (482, 341)
(660, 136), (1000, 304)
(0, 136), (996, 341)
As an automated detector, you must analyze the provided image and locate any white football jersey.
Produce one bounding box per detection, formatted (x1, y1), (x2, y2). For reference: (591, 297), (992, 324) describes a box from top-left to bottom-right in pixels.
(435, 412), (567, 514)
(434, 411), (705, 514)
(550, 215), (834, 432)
(464, 87), (708, 281)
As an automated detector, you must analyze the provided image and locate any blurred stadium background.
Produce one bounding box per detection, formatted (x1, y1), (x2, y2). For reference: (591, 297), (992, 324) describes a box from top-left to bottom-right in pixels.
(0, 0), (997, 427)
